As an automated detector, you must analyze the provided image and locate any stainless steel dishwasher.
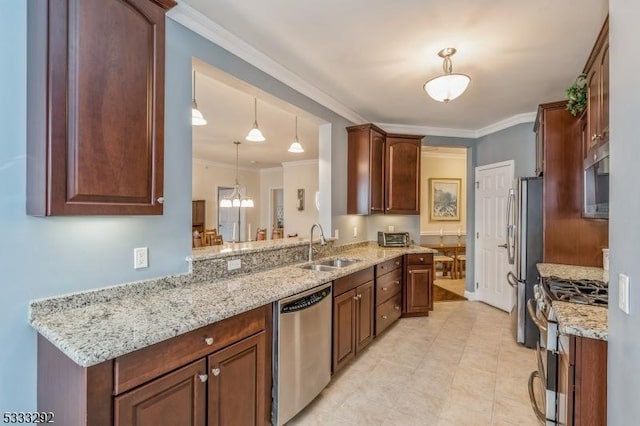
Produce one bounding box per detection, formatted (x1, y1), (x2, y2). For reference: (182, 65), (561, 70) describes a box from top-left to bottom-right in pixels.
(273, 283), (332, 426)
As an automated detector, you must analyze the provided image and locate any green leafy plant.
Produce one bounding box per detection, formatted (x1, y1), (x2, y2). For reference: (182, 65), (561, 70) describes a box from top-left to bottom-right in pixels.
(566, 73), (587, 116)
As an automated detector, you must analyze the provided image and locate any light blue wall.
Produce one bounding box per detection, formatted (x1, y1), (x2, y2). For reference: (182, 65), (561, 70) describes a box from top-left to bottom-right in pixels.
(608, 1), (640, 422)
(476, 123), (536, 178)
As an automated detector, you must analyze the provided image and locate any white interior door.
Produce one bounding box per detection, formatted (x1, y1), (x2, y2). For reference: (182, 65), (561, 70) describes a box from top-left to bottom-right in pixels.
(218, 187), (238, 242)
(474, 160), (515, 312)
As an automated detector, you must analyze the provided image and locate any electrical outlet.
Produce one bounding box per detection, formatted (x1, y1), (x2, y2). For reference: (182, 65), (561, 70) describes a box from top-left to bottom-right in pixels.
(353, 227), (358, 237)
(334, 229), (339, 239)
(227, 259), (241, 271)
(388, 225), (395, 232)
(619, 273), (630, 314)
(134, 247), (148, 269)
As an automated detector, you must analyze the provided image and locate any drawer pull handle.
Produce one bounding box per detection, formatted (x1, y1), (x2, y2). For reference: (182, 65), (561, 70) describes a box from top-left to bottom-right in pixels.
(394, 305), (400, 311)
(382, 315), (388, 319)
(395, 280), (399, 284)
(419, 257), (424, 261)
(211, 368), (220, 377)
(382, 287), (388, 291)
(395, 261), (400, 265)
(198, 374), (208, 383)
(204, 337), (214, 346)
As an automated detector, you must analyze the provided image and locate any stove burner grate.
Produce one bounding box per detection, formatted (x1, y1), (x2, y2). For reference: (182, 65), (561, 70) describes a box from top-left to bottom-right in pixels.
(543, 276), (608, 306)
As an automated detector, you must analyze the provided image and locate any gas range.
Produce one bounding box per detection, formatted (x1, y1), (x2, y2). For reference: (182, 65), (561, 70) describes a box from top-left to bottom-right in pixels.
(542, 276), (608, 306)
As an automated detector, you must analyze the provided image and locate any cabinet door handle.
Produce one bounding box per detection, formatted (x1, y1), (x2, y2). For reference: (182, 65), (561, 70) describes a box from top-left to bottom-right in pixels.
(394, 305), (400, 311)
(382, 315), (388, 319)
(382, 287), (388, 291)
(358, 294), (362, 299)
(198, 374), (208, 383)
(211, 368), (220, 377)
(409, 271), (413, 274)
(591, 134), (598, 141)
(394, 280), (400, 285)
(395, 261), (400, 266)
(419, 257), (424, 261)
(353, 296), (359, 301)
(204, 337), (214, 346)
(157, 197), (165, 204)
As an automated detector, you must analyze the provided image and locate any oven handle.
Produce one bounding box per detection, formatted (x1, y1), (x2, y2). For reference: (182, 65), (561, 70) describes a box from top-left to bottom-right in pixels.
(527, 298), (547, 332)
(507, 271), (520, 289)
(528, 370), (547, 425)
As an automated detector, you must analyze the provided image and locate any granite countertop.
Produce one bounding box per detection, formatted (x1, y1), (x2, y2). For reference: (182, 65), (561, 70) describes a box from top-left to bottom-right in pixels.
(190, 237), (323, 261)
(30, 245), (437, 367)
(537, 263), (608, 341)
(552, 301), (608, 341)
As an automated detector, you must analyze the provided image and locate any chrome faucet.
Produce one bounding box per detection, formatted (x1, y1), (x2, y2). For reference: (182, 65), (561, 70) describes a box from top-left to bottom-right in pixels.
(309, 223), (327, 262)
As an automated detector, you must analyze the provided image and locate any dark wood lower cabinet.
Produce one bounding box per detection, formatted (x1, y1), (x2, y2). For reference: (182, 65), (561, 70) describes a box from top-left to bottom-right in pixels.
(114, 359), (207, 426)
(332, 267), (375, 373)
(208, 332), (266, 426)
(557, 333), (607, 426)
(404, 254), (434, 316)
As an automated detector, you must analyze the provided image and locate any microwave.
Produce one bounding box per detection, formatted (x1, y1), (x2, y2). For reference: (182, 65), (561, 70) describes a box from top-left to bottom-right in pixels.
(584, 143), (609, 219)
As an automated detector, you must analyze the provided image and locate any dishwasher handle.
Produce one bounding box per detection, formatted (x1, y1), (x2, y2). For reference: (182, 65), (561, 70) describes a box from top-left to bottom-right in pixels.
(281, 285), (331, 314)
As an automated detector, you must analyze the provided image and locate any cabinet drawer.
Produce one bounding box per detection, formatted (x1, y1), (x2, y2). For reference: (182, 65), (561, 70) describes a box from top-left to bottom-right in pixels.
(376, 257), (402, 277)
(334, 267), (374, 296)
(375, 293), (402, 336)
(114, 305), (267, 395)
(406, 253), (433, 266)
(376, 268), (402, 305)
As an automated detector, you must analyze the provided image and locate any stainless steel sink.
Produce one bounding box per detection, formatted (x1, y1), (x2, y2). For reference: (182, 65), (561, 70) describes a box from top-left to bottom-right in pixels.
(298, 264), (338, 272)
(316, 258), (361, 268)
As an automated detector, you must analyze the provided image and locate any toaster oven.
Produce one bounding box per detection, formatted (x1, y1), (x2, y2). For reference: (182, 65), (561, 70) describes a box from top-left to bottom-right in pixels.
(377, 232), (410, 247)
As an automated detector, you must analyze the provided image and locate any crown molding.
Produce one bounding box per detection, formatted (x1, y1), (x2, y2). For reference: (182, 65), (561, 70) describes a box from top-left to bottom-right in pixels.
(167, 3), (368, 125)
(259, 166), (284, 174)
(474, 112), (537, 138)
(375, 122), (476, 139)
(421, 150), (467, 160)
(281, 159), (319, 168)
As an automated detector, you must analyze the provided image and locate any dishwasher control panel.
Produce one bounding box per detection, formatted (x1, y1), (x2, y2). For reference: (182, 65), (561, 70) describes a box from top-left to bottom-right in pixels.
(281, 287), (331, 313)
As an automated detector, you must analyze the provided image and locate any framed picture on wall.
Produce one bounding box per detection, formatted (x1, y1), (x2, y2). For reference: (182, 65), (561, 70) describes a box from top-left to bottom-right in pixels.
(429, 178), (461, 221)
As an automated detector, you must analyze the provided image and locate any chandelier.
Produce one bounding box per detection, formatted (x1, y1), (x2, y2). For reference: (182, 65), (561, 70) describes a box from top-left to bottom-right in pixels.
(220, 141), (254, 208)
(423, 48), (471, 103)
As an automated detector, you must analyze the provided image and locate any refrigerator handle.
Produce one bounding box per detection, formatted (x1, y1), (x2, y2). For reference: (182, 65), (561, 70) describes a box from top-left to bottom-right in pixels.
(507, 271), (520, 288)
(506, 188), (516, 265)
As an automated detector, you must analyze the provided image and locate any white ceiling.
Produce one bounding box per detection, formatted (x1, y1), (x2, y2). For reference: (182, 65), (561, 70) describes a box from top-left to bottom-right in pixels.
(192, 61), (321, 170)
(180, 0), (608, 132)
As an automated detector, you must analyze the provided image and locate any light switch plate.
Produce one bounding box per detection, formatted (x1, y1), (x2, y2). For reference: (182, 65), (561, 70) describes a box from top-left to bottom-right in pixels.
(619, 273), (630, 314)
(334, 229), (339, 239)
(227, 259), (241, 271)
(353, 227), (358, 237)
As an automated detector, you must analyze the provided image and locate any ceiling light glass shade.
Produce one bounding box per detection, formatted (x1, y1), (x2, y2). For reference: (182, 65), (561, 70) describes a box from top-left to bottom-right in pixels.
(191, 101), (207, 126)
(288, 139), (304, 153)
(423, 73), (471, 103)
(220, 141), (254, 208)
(245, 124), (266, 142)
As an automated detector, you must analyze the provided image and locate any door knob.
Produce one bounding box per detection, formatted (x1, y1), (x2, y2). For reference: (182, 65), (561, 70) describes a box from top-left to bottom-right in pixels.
(498, 244), (508, 248)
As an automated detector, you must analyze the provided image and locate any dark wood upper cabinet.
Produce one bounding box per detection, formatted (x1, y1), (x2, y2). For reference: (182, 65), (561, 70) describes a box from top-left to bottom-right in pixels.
(347, 124), (386, 214)
(385, 134), (422, 214)
(584, 17), (609, 154)
(347, 124), (422, 215)
(27, 0), (176, 216)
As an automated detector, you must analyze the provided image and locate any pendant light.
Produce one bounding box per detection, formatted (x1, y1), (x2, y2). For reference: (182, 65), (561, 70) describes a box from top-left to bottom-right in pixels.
(245, 98), (266, 142)
(423, 48), (471, 103)
(220, 141), (254, 208)
(288, 116), (304, 153)
(191, 71), (207, 126)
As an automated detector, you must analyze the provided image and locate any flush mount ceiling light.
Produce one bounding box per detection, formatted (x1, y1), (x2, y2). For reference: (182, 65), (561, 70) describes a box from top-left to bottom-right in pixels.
(245, 98), (266, 142)
(288, 116), (304, 153)
(191, 71), (207, 126)
(423, 48), (471, 103)
(220, 141), (254, 208)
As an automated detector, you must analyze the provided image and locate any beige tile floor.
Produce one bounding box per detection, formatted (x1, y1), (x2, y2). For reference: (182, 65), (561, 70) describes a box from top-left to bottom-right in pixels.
(287, 301), (540, 426)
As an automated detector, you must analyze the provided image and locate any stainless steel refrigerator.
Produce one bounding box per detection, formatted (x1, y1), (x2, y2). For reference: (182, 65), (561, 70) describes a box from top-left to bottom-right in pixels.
(507, 177), (543, 349)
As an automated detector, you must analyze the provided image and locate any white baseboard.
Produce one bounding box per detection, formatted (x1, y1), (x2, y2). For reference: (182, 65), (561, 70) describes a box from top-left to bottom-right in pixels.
(464, 290), (477, 301)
